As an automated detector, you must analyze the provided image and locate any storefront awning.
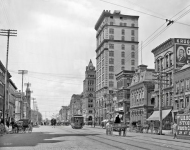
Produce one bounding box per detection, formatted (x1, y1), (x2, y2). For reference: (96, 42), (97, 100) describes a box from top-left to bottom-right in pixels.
(147, 109), (171, 121)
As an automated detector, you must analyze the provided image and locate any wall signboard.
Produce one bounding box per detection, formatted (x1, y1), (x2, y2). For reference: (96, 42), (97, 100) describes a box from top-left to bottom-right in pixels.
(177, 114), (190, 138)
(175, 38), (190, 69)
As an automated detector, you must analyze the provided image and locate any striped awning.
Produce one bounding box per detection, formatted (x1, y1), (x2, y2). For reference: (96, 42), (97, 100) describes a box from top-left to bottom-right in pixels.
(147, 109), (171, 121)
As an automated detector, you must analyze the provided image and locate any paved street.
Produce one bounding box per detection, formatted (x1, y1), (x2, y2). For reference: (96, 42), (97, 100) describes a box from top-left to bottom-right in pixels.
(0, 125), (190, 150)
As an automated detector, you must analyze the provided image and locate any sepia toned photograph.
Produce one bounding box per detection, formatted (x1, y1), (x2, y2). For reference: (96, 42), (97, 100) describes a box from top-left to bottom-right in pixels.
(0, 0), (190, 150)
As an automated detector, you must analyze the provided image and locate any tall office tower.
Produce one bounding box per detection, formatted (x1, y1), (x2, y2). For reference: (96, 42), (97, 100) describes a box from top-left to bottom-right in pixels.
(95, 10), (139, 121)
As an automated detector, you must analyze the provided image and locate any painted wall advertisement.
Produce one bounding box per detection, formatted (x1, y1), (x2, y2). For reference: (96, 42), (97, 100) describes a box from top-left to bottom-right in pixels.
(177, 114), (190, 136)
(175, 38), (190, 68)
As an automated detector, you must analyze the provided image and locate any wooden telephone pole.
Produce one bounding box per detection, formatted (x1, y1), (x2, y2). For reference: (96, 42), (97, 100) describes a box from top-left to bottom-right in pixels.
(153, 71), (168, 135)
(0, 29), (17, 125)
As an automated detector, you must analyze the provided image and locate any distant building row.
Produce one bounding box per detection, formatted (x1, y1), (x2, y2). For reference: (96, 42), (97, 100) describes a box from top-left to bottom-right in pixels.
(0, 61), (32, 123)
(59, 11), (190, 129)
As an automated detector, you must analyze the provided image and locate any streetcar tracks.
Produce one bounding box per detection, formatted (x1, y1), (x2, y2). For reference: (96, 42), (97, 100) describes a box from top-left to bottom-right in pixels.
(85, 127), (190, 150)
(59, 127), (155, 150)
(60, 126), (190, 150)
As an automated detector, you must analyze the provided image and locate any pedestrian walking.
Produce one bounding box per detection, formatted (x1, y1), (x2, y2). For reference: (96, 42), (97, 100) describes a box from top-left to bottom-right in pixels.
(172, 121), (178, 139)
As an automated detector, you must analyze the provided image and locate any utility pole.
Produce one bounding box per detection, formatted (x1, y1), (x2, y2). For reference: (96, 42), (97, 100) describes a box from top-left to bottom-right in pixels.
(159, 72), (163, 135)
(0, 29), (17, 126)
(153, 71), (168, 135)
(18, 70), (28, 119)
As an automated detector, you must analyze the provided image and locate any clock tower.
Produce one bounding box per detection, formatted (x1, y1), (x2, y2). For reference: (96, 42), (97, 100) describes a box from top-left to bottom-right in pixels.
(82, 60), (96, 125)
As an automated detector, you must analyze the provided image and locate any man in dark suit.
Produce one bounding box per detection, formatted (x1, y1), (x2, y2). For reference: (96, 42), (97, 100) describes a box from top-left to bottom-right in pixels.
(177, 48), (186, 64)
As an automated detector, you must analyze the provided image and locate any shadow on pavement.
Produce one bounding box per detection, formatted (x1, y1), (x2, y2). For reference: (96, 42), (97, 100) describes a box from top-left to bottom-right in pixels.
(0, 132), (100, 147)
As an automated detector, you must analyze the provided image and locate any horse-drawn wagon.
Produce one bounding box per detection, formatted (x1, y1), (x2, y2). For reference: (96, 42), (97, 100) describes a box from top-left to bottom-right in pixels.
(106, 122), (128, 136)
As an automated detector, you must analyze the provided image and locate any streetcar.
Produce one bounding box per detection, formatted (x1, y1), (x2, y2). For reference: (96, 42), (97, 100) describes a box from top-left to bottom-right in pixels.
(70, 115), (84, 129)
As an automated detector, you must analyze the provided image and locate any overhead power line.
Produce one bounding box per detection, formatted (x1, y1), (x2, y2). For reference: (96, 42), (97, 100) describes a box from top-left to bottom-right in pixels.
(99, 0), (165, 20)
(141, 8), (190, 50)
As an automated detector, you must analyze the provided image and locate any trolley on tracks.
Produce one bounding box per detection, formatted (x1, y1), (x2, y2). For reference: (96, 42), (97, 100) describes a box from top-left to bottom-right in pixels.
(70, 115), (84, 129)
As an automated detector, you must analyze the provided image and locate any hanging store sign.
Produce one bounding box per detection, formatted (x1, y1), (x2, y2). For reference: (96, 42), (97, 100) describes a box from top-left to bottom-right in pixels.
(177, 114), (190, 138)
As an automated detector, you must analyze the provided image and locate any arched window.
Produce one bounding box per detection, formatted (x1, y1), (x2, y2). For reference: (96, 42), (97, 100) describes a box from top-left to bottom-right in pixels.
(88, 116), (92, 121)
(89, 93), (93, 97)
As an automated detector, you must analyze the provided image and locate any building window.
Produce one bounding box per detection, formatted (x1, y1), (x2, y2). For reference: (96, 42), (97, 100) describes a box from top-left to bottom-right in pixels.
(169, 53), (173, 66)
(88, 99), (93, 103)
(109, 44), (114, 49)
(88, 104), (93, 108)
(109, 28), (114, 34)
(131, 30), (134, 36)
(181, 99), (184, 109)
(109, 81), (114, 87)
(166, 55), (169, 68)
(131, 45), (135, 50)
(131, 23), (135, 27)
(170, 92), (173, 106)
(121, 52), (125, 57)
(121, 29), (125, 35)
(89, 110), (93, 113)
(176, 82), (179, 94)
(109, 66), (114, 72)
(109, 58), (114, 64)
(124, 23), (127, 26)
(161, 58), (164, 71)
(121, 36), (125, 41)
(169, 72), (172, 86)
(181, 80), (184, 93)
(109, 35), (114, 40)
(166, 93), (169, 106)
(131, 67), (135, 71)
(110, 22), (113, 25)
(109, 51), (114, 57)
(121, 44), (125, 50)
(186, 79), (189, 90)
(121, 66), (125, 70)
(121, 59), (125, 65)
(157, 59), (160, 72)
(131, 52), (135, 58)
(176, 101), (179, 109)
(109, 73), (114, 79)
(131, 37), (135, 41)
(131, 60), (135, 65)
(186, 97), (189, 107)
(120, 22), (123, 26)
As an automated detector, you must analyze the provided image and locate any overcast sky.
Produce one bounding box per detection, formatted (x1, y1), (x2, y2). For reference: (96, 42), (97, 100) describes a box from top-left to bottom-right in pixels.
(0, 0), (190, 119)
